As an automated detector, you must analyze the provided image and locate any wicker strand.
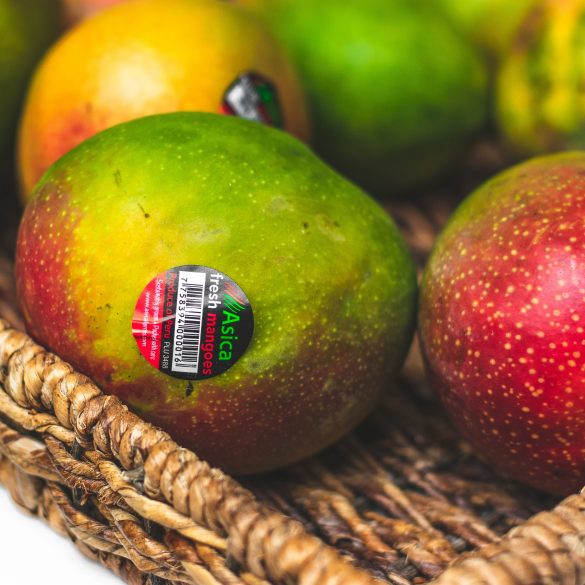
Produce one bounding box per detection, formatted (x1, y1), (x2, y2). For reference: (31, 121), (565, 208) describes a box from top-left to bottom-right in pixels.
(0, 318), (377, 585)
(431, 491), (585, 585)
(0, 455), (149, 584)
(3, 181), (585, 584)
(2, 316), (585, 585)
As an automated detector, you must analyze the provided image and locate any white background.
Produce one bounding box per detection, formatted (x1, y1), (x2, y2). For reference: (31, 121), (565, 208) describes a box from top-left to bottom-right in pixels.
(0, 487), (120, 584)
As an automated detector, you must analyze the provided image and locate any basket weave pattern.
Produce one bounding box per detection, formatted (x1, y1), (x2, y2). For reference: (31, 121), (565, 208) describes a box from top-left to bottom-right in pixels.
(1, 196), (585, 585)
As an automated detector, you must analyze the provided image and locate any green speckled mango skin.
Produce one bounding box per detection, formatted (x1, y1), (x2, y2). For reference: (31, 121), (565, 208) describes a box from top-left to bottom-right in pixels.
(0, 0), (60, 165)
(15, 113), (417, 474)
(496, 0), (585, 156)
(244, 0), (488, 196)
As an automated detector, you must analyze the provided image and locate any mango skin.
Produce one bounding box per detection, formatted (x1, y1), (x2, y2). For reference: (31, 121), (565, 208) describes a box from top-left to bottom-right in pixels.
(18, 0), (309, 199)
(15, 113), (417, 474)
(62, 0), (124, 25)
(243, 0), (488, 196)
(434, 0), (536, 58)
(496, 0), (585, 156)
(0, 0), (60, 167)
(420, 152), (585, 495)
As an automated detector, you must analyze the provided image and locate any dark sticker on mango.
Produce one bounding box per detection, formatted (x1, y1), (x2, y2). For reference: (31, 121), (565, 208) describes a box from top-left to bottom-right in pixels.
(221, 72), (283, 128)
(132, 265), (254, 380)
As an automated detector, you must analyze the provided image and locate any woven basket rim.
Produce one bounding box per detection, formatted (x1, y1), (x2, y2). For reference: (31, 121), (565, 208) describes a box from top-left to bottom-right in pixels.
(1, 192), (585, 585)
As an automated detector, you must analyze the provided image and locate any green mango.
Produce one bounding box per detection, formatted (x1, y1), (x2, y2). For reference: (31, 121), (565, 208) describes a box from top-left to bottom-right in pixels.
(0, 0), (60, 169)
(434, 0), (536, 59)
(243, 0), (488, 196)
(16, 112), (417, 473)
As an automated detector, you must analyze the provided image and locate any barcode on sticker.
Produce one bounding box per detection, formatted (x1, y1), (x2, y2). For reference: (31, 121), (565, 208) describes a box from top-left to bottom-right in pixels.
(172, 271), (207, 374)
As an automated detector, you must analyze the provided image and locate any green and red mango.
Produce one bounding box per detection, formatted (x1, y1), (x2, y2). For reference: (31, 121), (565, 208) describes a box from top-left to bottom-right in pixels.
(16, 113), (417, 474)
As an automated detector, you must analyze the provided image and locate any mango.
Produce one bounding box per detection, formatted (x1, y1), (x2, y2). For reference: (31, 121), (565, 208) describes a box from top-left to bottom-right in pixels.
(434, 0), (536, 58)
(0, 0), (60, 170)
(242, 0), (488, 196)
(420, 152), (585, 495)
(18, 0), (309, 199)
(62, 0), (125, 25)
(15, 113), (417, 474)
(496, 0), (585, 156)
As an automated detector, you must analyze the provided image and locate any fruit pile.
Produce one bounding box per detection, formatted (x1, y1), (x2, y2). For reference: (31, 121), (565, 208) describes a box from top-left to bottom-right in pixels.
(2, 0), (585, 498)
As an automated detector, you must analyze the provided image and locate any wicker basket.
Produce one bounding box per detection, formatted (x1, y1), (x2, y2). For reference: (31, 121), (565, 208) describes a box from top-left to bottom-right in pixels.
(1, 148), (585, 585)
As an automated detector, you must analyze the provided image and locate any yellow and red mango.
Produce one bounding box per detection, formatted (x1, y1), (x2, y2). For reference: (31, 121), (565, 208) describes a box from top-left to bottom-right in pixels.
(18, 0), (309, 199)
